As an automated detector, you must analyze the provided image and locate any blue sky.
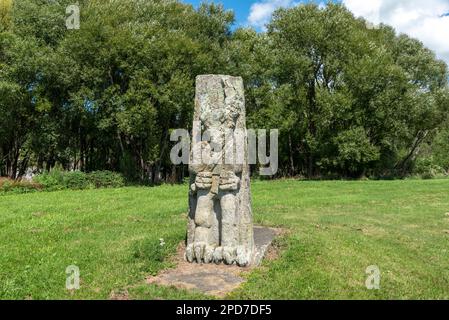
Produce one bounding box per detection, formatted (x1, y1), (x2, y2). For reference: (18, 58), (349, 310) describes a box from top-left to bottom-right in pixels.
(182, 0), (449, 64)
(183, 0), (254, 27)
(183, 0), (331, 29)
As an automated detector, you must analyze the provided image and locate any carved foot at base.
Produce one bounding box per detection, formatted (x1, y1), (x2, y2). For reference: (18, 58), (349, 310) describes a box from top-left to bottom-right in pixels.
(185, 243), (215, 264)
(213, 246), (223, 264)
(212, 246), (236, 265)
(222, 246), (237, 265)
(210, 246), (252, 267)
(187, 244), (252, 267)
(236, 245), (252, 267)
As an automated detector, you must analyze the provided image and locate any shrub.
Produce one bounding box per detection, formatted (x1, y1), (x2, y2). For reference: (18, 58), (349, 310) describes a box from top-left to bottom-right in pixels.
(413, 158), (448, 179)
(0, 178), (42, 194)
(63, 171), (91, 190)
(33, 169), (65, 191)
(87, 171), (125, 188)
(32, 170), (125, 191)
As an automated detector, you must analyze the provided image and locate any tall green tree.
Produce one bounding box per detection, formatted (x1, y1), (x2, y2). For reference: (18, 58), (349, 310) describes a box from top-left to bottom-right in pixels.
(256, 3), (449, 178)
(1, 0), (447, 181)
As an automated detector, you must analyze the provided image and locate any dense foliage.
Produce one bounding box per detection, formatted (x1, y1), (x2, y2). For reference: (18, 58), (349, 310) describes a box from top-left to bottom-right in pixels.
(0, 170), (125, 193)
(1, 0), (448, 182)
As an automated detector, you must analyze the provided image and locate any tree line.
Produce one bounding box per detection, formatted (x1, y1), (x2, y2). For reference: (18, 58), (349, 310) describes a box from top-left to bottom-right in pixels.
(1, 0), (448, 183)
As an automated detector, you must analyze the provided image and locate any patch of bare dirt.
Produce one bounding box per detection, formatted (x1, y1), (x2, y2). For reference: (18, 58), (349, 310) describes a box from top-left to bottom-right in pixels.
(146, 226), (286, 298)
(110, 289), (130, 300)
(147, 243), (246, 298)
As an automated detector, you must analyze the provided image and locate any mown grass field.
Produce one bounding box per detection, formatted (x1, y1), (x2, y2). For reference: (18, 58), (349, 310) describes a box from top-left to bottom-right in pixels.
(1, 179), (449, 300)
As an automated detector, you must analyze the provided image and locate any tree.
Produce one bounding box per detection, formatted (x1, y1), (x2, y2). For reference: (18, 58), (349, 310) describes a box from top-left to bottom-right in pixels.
(258, 3), (449, 178)
(1, 0), (447, 181)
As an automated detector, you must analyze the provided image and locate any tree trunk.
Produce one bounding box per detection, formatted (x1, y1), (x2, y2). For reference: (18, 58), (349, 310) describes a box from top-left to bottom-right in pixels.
(396, 130), (429, 175)
(288, 133), (295, 176)
(306, 77), (317, 178)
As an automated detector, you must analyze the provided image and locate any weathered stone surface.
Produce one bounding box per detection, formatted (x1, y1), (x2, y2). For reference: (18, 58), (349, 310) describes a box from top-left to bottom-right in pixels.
(252, 226), (279, 266)
(186, 75), (255, 267)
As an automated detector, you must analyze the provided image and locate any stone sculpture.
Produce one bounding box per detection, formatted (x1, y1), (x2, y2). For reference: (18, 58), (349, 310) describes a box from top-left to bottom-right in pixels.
(185, 75), (255, 267)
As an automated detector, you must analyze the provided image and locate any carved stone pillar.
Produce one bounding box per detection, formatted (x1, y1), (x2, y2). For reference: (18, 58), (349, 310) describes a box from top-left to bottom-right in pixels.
(186, 75), (255, 267)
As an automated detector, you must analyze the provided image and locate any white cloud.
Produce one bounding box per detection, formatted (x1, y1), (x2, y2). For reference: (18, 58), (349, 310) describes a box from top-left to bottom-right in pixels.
(247, 0), (297, 30)
(343, 0), (449, 64)
(247, 0), (449, 64)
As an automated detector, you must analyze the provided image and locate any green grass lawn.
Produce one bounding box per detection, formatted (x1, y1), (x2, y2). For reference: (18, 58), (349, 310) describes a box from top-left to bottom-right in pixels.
(1, 179), (449, 300)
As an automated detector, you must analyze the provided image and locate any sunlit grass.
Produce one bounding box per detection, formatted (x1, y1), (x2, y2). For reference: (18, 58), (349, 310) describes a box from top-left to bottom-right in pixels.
(1, 179), (449, 299)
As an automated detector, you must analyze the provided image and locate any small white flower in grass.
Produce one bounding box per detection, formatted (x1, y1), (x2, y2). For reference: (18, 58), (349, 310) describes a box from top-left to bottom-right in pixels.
(159, 238), (165, 247)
